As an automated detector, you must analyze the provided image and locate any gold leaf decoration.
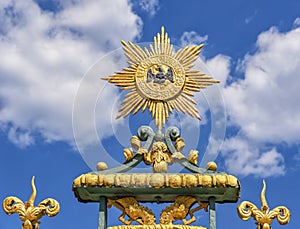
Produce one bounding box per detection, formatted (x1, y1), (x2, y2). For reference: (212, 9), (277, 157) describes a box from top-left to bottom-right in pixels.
(103, 27), (219, 130)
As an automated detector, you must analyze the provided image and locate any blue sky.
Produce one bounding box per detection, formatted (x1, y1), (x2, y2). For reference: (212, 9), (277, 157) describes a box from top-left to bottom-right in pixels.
(0, 0), (300, 228)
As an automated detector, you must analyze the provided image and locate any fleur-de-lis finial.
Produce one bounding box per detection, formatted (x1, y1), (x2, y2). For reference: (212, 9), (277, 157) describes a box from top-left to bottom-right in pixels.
(2, 176), (60, 229)
(238, 180), (290, 229)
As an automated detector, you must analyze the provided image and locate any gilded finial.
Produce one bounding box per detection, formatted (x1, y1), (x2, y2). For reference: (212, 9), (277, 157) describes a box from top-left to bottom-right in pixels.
(2, 176), (60, 229)
(103, 26), (219, 131)
(237, 180), (290, 229)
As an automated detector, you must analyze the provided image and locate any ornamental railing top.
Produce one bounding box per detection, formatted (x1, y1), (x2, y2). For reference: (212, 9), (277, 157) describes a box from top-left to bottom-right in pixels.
(72, 27), (240, 229)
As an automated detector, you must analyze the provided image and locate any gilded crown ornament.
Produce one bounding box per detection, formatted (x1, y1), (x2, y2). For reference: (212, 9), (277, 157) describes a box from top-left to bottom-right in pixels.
(237, 180), (290, 229)
(2, 176), (60, 229)
(103, 26), (219, 130)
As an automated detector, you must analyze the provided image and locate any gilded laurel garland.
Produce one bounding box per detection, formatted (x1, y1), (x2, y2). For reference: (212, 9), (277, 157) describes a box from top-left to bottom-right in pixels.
(237, 180), (290, 229)
(2, 176), (60, 229)
(103, 27), (219, 130)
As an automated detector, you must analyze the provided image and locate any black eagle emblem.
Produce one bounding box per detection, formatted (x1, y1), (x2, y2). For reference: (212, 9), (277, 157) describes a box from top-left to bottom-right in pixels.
(147, 67), (174, 84)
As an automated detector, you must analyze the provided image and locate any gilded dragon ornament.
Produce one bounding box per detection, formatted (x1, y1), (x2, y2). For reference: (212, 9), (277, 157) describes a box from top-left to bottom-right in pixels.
(107, 196), (208, 229)
(237, 180), (290, 229)
(160, 196), (208, 225)
(108, 197), (156, 225)
(2, 176), (60, 229)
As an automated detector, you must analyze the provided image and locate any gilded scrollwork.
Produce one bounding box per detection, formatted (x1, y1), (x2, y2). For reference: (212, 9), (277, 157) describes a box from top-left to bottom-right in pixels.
(2, 176), (60, 229)
(237, 180), (290, 229)
(160, 196), (208, 225)
(108, 197), (155, 225)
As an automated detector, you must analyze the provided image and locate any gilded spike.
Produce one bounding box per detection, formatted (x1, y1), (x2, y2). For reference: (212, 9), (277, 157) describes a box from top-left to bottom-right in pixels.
(237, 180), (290, 229)
(2, 176), (60, 229)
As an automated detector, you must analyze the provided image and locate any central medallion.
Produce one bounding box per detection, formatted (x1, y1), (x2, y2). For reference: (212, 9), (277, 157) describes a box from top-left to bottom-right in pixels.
(136, 57), (185, 101)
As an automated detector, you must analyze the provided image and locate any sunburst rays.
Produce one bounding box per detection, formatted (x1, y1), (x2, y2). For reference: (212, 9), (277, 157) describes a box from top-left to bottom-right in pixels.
(103, 27), (219, 130)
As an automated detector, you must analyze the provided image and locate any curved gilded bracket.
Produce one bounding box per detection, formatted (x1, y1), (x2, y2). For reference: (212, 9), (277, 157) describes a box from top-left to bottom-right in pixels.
(237, 180), (290, 229)
(2, 176), (60, 229)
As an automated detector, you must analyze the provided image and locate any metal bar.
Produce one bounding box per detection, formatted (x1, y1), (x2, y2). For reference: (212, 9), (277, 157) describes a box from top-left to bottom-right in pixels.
(209, 197), (216, 229)
(98, 196), (107, 229)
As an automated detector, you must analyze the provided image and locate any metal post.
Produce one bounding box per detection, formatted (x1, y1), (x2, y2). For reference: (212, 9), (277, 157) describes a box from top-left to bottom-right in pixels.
(209, 197), (216, 229)
(98, 196), (107, 229)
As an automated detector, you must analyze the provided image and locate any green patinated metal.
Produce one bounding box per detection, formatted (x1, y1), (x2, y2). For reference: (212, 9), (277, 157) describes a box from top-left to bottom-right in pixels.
(98, 197), (107, 229)
(73, 126), (240, 229)
(74, 184), (239, 203)
(209, 198), (216, 229)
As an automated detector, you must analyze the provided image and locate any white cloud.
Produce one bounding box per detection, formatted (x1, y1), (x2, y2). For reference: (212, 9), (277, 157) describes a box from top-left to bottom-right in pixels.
(222, 136), (285, 177)
(132, 0), (160, 17)
(0, 0), (142, 148)
(218, 23), (300, 177)
(225, 26), (300, 144)
(180, 25), (300, 177)
(206, 54), (231, 88)
(8, 126), (35, 148)
(180, 31), (208, 47)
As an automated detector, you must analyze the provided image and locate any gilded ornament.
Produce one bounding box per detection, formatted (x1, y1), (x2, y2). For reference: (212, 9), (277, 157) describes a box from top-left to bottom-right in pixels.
(108, 197), (155, 225)
(184, 174), (198, 188)
(149, 174), (165, 188)
(187, 150), (198, 165)
(160, 196), (208, 225)
(130, 136), (141, 150)
(103, 27), (219, 130)
(73, 173), (240, 189)
(73, 175), (83, 187)
(124, 148), (135, 161)
(2, 176), (60, 229)
(103, 174), (116, 188)
(238, 180), (290, 229)
(206, 162), (217, 171)
(215, 175), (227, 188)
(168, 174), (182, 188)
(131, 174), (149, 187)
(107, 224), (207, 229)
(97, 161), (108, 171)
(201, 175), (213, 188)
(116, 174), (132, 187)
(144, 141), (172, 173)
(85, 174), (100, 187)
(175, 138), (185, 152)
(227, 175), (239, 187)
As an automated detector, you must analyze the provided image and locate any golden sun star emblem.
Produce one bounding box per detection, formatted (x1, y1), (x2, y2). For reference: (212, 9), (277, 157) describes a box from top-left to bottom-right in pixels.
(103, 27), (219, 130)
